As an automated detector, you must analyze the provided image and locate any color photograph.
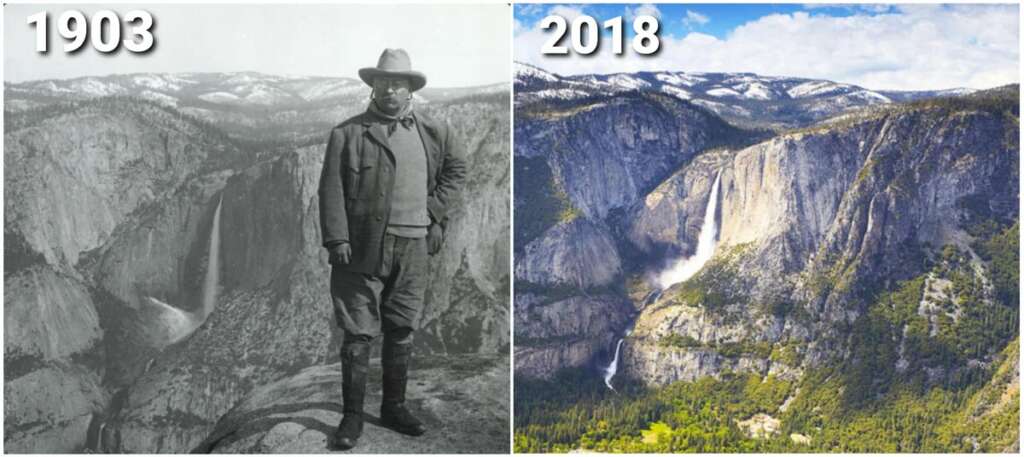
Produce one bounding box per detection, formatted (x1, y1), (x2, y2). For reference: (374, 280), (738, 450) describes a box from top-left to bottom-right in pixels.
(513, 3), (1019, 452)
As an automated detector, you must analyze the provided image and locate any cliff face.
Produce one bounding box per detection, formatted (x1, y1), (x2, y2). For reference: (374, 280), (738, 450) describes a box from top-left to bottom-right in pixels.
(418, 100), (511, 354)
(627, 152), (728, 260)
(4, 99), (230, 452)
(513, 82), (761, 379)
(515, 293), (633, 379)
(3, 266), (108, 452)
(516, 218), (622, 289)
(513, 218), (629, 377)
(514, 62), (1018, 394)
(5, 78), (509, 453)
(623, 90), (1019, 386)
(4, 100), (225, 267)
(516, 92), (753, 222)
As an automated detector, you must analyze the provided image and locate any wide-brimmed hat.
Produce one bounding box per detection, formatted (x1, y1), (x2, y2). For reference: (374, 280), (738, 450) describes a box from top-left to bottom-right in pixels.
(358, 48), (427, 92)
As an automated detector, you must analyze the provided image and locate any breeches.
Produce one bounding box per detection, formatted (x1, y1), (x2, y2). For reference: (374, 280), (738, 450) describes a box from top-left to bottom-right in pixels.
(331, 234), (428, 346)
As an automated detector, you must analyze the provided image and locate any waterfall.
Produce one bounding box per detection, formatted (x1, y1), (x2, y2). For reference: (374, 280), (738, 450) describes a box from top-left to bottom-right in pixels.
(657, 170), (722, 289)
(97, 422), (106, 451)
(140, 196), (223, 345)
(201, 195), (223, 319)
(604, 338), (625, 390)
(642, 289), (663, 307)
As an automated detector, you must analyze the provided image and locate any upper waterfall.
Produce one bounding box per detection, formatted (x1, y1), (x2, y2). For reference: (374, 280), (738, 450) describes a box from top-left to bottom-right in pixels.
(657, 170), (722, 289)
(201, 195), (223, 319)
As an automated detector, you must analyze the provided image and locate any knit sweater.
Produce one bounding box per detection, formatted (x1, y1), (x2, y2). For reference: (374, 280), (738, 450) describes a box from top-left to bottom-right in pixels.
(385, 120), (430, 238)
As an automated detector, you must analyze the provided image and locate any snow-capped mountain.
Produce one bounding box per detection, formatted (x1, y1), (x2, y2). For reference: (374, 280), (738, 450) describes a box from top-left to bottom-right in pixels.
(5, 72), (366, 110)
(6, 71), (505, 111)
(514, 62), (977, 129)
(6, 72), (508, 143)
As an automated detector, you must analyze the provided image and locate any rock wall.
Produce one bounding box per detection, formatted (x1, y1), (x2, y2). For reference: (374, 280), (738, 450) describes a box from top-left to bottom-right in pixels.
(623, 94), (1019, 386)
(513, 90), (759, 380)
(3, 99), (226, 452)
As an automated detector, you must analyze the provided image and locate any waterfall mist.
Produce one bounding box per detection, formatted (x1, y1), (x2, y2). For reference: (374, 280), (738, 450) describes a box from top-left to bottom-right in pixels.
(144, 296), (193, 344)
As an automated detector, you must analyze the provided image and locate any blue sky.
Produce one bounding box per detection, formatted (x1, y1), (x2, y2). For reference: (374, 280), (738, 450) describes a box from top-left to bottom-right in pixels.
(515, 3), (900, 40)
(513, 3), (1019, 90)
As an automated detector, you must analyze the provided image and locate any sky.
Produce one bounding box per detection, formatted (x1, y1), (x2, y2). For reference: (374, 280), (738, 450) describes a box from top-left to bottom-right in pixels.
(514, 3), (1020, 91)
(4, 3), (511, 87)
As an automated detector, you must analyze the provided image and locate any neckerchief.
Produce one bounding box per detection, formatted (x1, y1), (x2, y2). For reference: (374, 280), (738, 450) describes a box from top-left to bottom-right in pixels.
(368, 100), (415, 135)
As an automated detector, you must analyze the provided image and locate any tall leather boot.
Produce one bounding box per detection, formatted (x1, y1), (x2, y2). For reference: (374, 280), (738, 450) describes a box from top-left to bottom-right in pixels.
(333, 342), (370, 450)
(380, 341), (427, 436)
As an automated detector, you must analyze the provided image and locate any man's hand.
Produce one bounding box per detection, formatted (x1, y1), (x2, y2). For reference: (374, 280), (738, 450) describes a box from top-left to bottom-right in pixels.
(427, 224), (444, 255)
(328, 242), (352, 265)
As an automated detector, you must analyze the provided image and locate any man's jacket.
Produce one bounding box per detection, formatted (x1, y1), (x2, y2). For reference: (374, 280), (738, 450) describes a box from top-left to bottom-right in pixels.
(318, 110), (466, 273)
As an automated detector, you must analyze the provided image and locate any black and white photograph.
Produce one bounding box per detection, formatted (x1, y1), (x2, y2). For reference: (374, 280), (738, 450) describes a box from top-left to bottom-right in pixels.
(4, 3), (511, 453)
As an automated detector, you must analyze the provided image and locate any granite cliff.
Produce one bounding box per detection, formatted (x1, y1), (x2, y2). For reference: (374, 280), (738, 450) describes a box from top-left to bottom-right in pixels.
(513, 62), (1018, 401)
(624, 88), (1019, 387)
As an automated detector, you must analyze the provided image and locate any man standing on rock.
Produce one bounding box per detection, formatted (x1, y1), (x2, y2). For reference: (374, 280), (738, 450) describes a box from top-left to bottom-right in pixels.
(317, 48), (465, 450)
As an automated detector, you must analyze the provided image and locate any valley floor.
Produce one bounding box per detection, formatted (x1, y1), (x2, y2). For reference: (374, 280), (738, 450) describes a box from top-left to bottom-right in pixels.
(514, 337), (1019, 453)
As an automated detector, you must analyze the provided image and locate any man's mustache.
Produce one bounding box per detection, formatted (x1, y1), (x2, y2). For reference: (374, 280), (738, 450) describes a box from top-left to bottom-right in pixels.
(376, 94), (411, 102)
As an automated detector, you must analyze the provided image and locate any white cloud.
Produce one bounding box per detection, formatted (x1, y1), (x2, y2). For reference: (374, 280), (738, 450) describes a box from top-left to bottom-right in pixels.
(514, 5), (1019, 91)
(626, 4), (662, 21)
(547, 5), (587, 22)
(683, 10), (710, 28)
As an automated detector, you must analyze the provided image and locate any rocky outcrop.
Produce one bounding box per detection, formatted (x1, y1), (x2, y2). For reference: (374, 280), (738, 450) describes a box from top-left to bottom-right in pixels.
(4, 266), (102, 362)
(515, 293), (633, 378)
(418, 98), (511, 354)
(620, 88), (1019, 386)
(627, 151), (730, 260)
(736, 413), (781, 439)
(104, 269), (335, 453)
(516, 92), (754, 221)
(4, 99), (226, 267)
(516, 219), (621, 289)
(513, 215), (636, 378)
(512, 76), (763, 380)
(3, 362), (107, 453)
(2, 97), (223, 451)
(625, 343), (772, 386)
(3, 267), (108, 452)
(194, 354), (509, 453)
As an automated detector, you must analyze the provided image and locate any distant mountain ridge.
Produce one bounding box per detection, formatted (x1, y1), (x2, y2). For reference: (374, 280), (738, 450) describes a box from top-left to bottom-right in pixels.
(515, 62), (976, 129)
(6, 72), (508, 144)
(6, 71), (507, 109)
